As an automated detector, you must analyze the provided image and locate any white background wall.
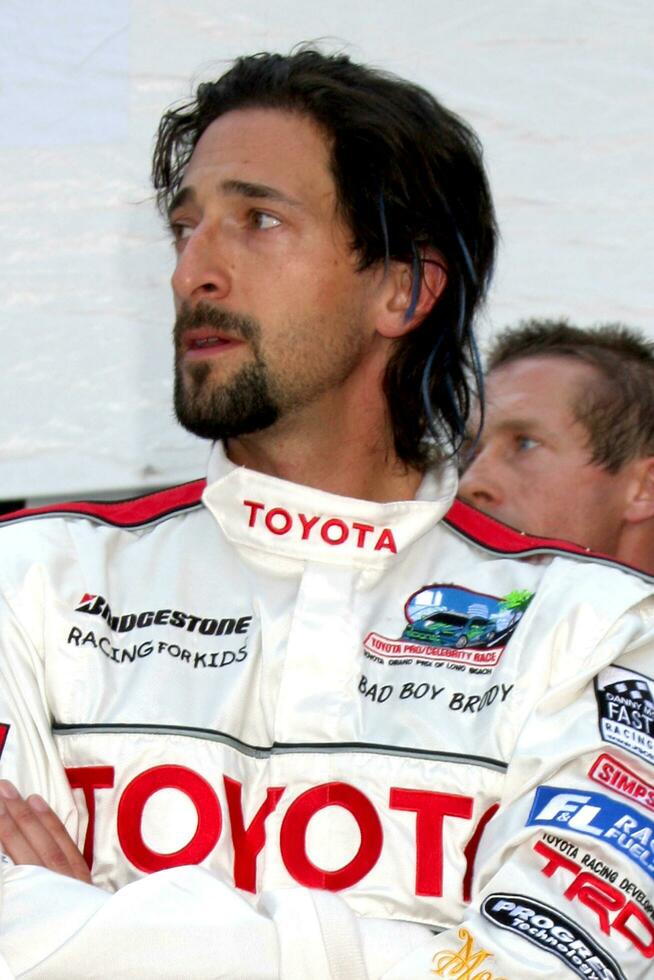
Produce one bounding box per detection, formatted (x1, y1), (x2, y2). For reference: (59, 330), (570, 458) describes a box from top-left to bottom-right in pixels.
(1, 0), (652, 501)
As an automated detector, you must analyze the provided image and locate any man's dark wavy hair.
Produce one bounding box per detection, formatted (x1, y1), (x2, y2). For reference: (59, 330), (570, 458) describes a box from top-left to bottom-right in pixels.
(152, 47), (497, 468)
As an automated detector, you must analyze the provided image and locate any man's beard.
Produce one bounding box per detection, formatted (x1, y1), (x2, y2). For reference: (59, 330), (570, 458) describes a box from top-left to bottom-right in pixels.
(173, 303), (280, 441)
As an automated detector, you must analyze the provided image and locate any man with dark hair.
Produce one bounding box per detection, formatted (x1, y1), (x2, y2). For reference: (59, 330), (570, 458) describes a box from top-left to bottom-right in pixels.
(155, 48), (495, 470)
(0, 52), (652, 979)
(460, 318), (654, 573)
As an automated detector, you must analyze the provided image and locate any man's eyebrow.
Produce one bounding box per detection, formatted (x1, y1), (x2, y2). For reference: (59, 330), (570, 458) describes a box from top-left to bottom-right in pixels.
(167, 179), (303, 220)
(167, 180), (302, 218)
(499, 416), (538, 429)
(167, 186), (196, 218)
(221, 178), (302, 207)
(496, 416), (554, 438)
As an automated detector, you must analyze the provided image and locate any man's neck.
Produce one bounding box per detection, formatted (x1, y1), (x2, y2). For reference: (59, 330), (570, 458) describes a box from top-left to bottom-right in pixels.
(222, 360), (429, 502)
(225, 421), (424, 503)
(615, 526), (654, 577)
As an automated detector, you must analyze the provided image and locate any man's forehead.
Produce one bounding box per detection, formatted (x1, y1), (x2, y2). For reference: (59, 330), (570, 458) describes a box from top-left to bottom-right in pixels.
(468, 355), (604, 446)
(181, 107), (335, 203)
(486, 354), (600, 410)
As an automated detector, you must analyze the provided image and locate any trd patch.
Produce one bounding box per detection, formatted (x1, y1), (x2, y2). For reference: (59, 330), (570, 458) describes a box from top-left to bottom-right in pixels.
(595, 665), (654, 766)
(0, 723), (9, 758)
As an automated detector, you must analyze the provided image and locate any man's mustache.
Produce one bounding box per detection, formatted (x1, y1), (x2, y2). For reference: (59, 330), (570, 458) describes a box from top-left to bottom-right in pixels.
(174, 303), (260, 347)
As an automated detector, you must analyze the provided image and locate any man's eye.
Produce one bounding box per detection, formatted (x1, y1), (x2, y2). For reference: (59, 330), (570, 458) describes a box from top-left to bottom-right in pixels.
(516, 435), (539, 451)
(169, 222), (193, 244)
(250, 210), (281, 231)
(458, 436), (478, 471)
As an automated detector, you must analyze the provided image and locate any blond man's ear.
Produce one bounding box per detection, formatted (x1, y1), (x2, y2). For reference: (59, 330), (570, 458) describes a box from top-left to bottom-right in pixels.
(624, 457), (654, 525)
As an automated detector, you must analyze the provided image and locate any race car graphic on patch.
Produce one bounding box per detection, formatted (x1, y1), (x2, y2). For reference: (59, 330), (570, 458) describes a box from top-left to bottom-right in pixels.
(363, 585), (533, 669)
(595, 665), (654, 766)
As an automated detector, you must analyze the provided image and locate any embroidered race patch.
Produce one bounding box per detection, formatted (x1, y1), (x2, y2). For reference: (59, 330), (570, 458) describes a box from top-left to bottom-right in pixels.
(364, 584), (533, 672)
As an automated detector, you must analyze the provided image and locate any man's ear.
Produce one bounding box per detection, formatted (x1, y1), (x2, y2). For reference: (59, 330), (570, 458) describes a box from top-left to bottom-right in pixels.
(376, 248), (447, 340)
(624, 457), (654, 524)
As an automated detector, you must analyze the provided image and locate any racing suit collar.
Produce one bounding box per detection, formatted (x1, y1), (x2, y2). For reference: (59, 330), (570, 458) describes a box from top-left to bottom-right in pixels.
(202, 442), (458, 566)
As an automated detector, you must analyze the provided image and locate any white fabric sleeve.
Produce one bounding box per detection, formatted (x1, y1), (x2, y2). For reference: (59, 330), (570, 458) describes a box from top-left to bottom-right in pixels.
(377, 601), (654, 979)
(0, 863), (437, 979)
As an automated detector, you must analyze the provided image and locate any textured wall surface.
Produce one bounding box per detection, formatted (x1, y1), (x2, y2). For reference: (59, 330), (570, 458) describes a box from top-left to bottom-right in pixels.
(1, 0), (652, 500)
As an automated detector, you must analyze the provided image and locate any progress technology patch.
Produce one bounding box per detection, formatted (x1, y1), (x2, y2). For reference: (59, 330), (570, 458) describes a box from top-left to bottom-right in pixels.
(481, 894), (625, 980)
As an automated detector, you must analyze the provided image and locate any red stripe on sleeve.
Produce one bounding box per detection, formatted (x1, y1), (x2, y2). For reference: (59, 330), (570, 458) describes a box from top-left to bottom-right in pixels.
(0, 479), (206, 528)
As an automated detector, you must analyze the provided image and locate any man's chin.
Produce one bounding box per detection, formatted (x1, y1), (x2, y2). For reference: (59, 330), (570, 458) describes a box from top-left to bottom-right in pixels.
(173, 359), (281, 441)
(174, 402), (281, 442)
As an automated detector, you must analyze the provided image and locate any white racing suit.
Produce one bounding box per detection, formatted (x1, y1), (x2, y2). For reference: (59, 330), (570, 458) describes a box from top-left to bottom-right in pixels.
(0, 442), (653, 979)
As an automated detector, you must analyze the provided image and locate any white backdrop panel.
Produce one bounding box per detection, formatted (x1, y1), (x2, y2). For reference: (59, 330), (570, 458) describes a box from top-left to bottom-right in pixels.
(0, 0), (652, 500)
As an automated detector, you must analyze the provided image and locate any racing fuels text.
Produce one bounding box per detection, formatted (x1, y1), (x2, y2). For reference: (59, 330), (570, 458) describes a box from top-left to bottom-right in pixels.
(527, 785), (654, 882)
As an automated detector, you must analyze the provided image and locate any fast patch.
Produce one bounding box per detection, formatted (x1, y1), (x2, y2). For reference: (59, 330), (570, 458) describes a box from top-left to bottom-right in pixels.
(595, 665), (654, 766)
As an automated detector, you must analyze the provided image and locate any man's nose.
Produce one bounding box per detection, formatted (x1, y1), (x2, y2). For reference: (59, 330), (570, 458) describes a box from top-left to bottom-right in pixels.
(458, 448), (504, 508)
(171, 226), (231, 304)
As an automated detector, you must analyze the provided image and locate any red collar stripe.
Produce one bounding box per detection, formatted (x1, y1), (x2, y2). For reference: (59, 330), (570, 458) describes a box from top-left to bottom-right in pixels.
(445, 498), (653, 582)
(0, 479), (206, 529)
(444, 498), (592, 557)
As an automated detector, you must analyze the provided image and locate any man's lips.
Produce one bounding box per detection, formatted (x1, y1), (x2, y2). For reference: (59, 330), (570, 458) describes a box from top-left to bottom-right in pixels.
(180, 328), (244, 360)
